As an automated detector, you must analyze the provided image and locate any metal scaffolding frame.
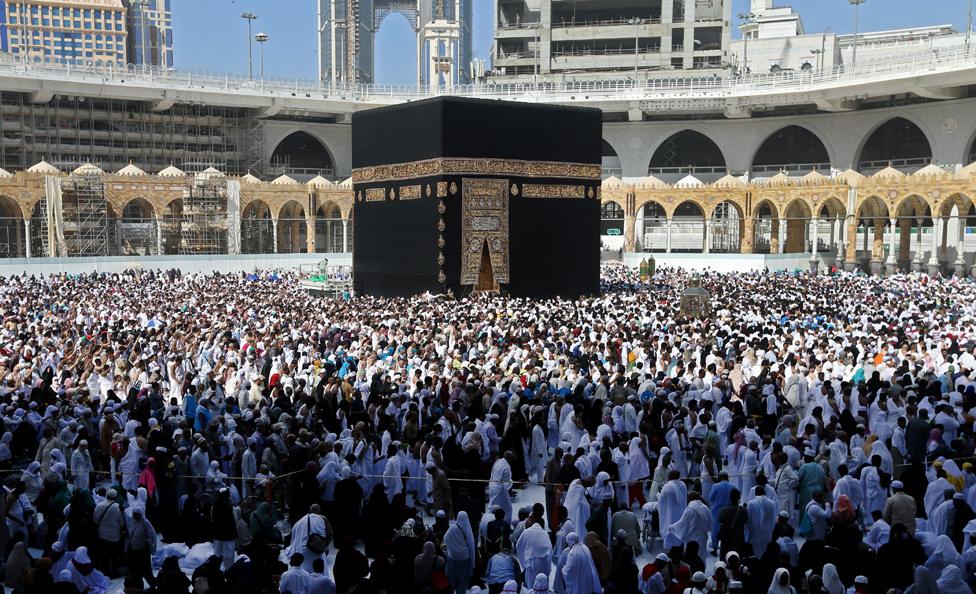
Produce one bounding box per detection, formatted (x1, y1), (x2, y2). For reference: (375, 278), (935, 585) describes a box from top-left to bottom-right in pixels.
(62, 173), (110, 256)
(0, 92), (252, 175)
(163, 177), (228, 255)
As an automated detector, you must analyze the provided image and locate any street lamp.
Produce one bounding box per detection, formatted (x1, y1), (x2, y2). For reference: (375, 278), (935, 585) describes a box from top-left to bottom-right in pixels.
(849, 0), (866, 69)
(967, 0), (973, 52)
(629, 17), (640, 81)
(810, 48), (824, 71)
(255, 33), (269, 82)
(241, 12), (258, 80)
(737, 12), (756, 76)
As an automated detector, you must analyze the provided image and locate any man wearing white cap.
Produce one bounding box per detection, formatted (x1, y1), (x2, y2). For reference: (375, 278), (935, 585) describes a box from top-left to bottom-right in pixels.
(640, 553), (669, 594)
(883, 480), (917, 535)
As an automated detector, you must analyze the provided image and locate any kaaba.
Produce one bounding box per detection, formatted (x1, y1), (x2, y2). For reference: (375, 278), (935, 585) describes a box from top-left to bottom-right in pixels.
(352, 96), (602, 299)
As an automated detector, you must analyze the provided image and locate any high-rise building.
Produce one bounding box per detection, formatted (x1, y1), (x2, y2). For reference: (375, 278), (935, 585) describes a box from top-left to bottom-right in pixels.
(317, 0), (473, 88)
(123, 0), (172, 67)
(2, 0), (127, 63)
(492, 0), (732, 81)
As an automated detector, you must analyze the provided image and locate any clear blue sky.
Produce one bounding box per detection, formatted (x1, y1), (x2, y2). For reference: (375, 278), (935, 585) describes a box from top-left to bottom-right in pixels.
(172, 0), (972, 84)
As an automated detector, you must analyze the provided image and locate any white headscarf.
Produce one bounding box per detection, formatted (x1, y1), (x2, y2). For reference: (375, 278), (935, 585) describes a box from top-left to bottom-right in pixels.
(589, 471), (613, 501)
(560, 532), (601, 594)
(444, 511), (476, 561)
(822, 563), (843, 594)
(768, 567), (794, 594)
(937, 566), (973, 594)
(627, 437), (650, 480)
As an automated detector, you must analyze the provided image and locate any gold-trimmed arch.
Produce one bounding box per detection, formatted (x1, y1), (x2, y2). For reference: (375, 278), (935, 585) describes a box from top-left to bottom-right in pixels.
(670, 197), (708, 220)
(895, 194), (932, 219)
(938, 192), (976, 218)
(751, 198), (780, 220)
(0, 194), (25, 220)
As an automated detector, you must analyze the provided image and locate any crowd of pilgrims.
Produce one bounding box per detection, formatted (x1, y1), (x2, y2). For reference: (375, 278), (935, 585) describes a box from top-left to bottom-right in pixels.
(1, 266), (976, 594)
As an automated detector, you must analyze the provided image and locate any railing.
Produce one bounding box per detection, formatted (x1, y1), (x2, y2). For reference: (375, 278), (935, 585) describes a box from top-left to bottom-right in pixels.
(0, 41), (974, 105)
(496, 51), (539, 60)
(552, 47), (661, 57)
(857, 157), (932, 172)
(649, 165), (727, 175)
(752, 162), (831, 174)
(551, 17), (663, 28)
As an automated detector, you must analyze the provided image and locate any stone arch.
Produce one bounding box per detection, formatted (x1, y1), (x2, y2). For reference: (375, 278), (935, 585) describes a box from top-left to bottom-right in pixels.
(636, 199), (667, 252)
(938, 192), (976, 219)
(783, 199), (813, 253)
(751, 125), (831, 174)
(895, 195), (934, 269)
(751, 199), (780, 220)
(118, 197), (158, 256)
(648, 130), (726, 178)
(270, 131), (337, 179)
(752, 199), (778, 254)
(0, 195), (25, 257)
(316, 199), (346, 253)
(856, 116), (933, 173)
(276, 199), (308, 254)
(938, 192), (976, 267)
(161, 198), (184, 255)
(709, 200), (744, 253)
(815, 197), (846, 220)
(853, 196), (892, 265)
(602, 139), (622, 179)
(895, 194), (932, 219)
(966, 127), (976, 165)
(670, 200), (706, 253)
(600, 200), (625, 234)
(242, 199), (274, 254)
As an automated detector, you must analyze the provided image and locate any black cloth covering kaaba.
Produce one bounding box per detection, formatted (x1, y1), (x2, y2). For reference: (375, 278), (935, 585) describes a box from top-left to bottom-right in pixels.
(352, 96), (601, 299)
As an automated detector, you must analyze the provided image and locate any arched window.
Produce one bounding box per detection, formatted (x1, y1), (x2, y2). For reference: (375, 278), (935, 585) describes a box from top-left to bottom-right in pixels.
(601, 201), (624, 236)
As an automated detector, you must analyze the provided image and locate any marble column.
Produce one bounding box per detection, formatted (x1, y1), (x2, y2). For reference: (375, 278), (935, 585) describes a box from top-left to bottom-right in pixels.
(927, 217), (943, 276)
(665, 217), (672, 253)
(885, 218), (898, 275)
(23, 220), (30, 258)
(342, 219), (349, 252)
(809, 217), (820, 272)
(778, 218), (787, 254)
(272, 219), (279, 254)
(741, 216), (754, 254)
(912, 218), (925, 272)
(844, 218), (858, 272)
(954, 212), (968, 276)
(703, 219), (711, 254)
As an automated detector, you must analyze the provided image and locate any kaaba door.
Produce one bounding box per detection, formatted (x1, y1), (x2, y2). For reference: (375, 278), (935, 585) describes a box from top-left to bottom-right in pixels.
(476, 241), (497, 292)
(461, 178), (510, 289)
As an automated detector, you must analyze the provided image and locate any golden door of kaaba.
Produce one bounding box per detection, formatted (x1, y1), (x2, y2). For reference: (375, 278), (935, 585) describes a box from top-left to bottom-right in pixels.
(461, 178), (510, 291)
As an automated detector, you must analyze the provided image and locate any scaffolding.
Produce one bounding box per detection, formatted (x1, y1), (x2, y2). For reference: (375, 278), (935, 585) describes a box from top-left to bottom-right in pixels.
(0, 92), (252, 175)
(163, 177), (228, 255)
(62, 173), (110, 256)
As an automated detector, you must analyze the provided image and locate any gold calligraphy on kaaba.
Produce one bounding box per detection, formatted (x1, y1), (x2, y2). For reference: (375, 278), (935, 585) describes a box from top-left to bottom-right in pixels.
(461, 178), (510, 286)
(352, 157), (601, 184)
(364, 188), (386, 202)
(522, 184), (587, 199)
(399, 184), (422, 200)
(437, 182), (449, 198)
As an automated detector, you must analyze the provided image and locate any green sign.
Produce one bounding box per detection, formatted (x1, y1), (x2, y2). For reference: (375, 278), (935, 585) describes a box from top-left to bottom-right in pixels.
(606, 229), (622, 236)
